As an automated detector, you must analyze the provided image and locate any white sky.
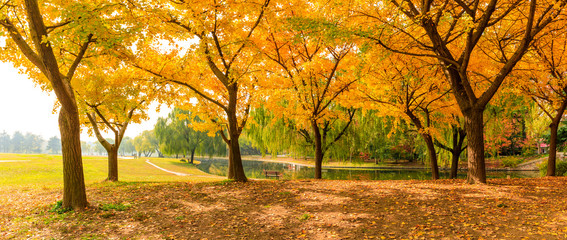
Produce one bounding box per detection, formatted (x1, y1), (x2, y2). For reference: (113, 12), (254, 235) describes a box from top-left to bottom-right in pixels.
(0, 62), (170, 142)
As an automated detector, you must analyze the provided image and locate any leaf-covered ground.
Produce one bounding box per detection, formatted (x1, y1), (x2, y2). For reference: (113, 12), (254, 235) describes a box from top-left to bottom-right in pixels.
(2, 178), (567, 239)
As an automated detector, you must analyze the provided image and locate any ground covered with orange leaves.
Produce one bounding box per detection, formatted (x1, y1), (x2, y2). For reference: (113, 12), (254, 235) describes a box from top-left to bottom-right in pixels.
(2, 178), (567, 239)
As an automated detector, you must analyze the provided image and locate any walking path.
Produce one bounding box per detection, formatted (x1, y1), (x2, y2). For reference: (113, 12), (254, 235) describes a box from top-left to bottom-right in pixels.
(144, 159), (222, 178)
(514, 153), (564, 171)
(0, 160), (30, 163)
(145, 159), (191, 176)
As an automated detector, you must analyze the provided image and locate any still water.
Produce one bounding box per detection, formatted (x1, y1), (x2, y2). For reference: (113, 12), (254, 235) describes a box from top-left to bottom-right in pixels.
(196, 158), (540, 180)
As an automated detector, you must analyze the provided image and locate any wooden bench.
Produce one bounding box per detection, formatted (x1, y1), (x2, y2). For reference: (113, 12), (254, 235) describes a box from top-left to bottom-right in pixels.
(263, 170), (282, 180)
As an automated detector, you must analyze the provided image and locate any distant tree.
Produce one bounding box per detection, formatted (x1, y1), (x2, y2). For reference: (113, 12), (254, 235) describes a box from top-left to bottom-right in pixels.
(11, 131), (24, 153)
(133, 130), (157, 157)
(155, 108), (208, 163)
(0, 131), (10, 153)
(81, 141), (93, 156)
(23, 132), (43, 153)
(93, 141), (107, 156)
(119, 137), (136, 157)
(46, 136), (62, 154)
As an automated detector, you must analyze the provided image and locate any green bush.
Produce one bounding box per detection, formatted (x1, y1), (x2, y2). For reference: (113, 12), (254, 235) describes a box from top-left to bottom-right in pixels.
(500, 156), (524, 168)
(538, 160), (567, 176)
(521, 146), (536, 157)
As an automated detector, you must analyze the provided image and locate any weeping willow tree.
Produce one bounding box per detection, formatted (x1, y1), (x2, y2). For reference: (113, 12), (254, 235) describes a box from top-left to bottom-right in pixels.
(154, 108), (227, 162)
(245, 106), (298, 158)
(246, 107), (427, 163)
(325, 110), (392, 163)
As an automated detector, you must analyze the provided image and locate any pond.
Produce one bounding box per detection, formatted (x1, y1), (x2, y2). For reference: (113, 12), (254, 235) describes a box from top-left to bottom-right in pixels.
(196, 158), (540, 180)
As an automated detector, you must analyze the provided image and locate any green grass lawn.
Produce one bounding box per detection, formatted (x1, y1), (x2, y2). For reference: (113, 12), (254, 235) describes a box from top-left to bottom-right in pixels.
(0, 153), (222, 188)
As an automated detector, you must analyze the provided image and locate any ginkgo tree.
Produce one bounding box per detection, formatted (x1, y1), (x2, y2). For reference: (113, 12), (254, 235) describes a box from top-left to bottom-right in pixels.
(351, 0), (567, 183)
(76, 56), (159, 182)
(360, 52), (454, 179)
(123, 0), (271, 182)
(518, 26), (567, 176)
(0, 0), (135, 209)
(258, 0), (364, 179)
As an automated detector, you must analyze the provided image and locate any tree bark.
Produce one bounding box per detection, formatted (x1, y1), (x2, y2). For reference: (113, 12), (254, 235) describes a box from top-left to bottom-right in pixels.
(222, 82), (248, 182)
(547, 122), (559, 176)
(464, 108), (486, 184)
(422, 134), (439, 180)
(107, 147), (118, 181)
(59, 109), (88, 209)
(312, 120), (324, 179)
(227, 134), (247, 182)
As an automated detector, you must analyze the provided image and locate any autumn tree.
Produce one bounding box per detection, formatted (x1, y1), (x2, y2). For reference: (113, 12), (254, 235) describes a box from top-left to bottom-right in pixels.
(78, 56), (157, 182)
(258, 0), (363, 179)
(0, 0), (139, 207)
(123, 0), (272, 182)
(361, 53), (453, 179)
(351, 0), (567, 183)
(518, 26), (567, 176)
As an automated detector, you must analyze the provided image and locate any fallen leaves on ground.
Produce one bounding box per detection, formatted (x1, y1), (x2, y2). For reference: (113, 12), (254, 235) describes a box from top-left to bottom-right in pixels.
(2, 177), (567, 239)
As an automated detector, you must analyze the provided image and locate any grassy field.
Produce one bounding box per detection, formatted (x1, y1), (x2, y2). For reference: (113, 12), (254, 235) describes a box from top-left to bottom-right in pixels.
(0, 153), (221, 188)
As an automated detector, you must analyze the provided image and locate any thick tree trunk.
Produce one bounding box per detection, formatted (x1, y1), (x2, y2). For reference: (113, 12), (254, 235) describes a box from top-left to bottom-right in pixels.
(59, 109), (88, 209)
(312, 121), (324, 179)
(422, 134), (439, 180)
(227, 134), (247, 182)
(106, 147), (118, 182)
(190, 148), (195, 164)
(547, 122), (559, 176)
(464, 108), (486, 184)
(224, 83), (248, 182)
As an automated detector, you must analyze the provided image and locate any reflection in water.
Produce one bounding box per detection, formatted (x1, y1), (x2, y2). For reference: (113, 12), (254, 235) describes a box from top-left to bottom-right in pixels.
(196, 158), (539, 180)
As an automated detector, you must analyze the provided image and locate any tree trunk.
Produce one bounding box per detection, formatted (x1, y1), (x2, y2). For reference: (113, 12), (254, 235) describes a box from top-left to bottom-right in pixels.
(312, 120), (324, 179)
(547, 122), (559, 176)
(59, 109), (88, 209)
(464, 108), (486, 184)
(190, 148), (196, 164)
(223, 82), (248, 182)
(106, 147), (118, 182)
(450, 127), (466, 179)
(422, 134), (439, 180)
(227, 134), (247, 182)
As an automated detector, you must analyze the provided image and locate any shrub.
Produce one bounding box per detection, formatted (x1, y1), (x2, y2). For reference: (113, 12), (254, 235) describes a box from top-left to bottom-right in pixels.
(521, 146), (536, 157)
(538, 160), (567, 176)
(500, 156), (524, 168)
